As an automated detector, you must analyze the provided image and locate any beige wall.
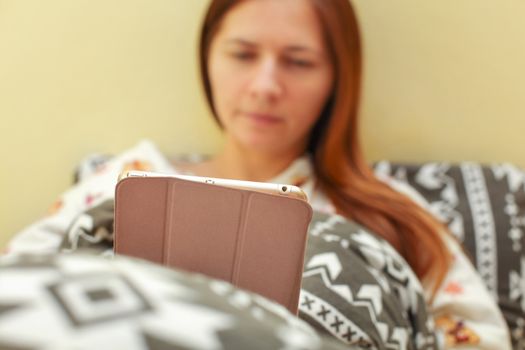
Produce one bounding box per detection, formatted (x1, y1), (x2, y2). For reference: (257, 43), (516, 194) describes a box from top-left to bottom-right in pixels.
(355, 1), (525, 166)
(1, 0), (524, 249)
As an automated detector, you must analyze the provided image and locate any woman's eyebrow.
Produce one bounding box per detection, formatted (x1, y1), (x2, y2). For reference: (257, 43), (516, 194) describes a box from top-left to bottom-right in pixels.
(225, 39), (320, 53)
(283, 45), (321, 55)
(225, 38), (257, 48)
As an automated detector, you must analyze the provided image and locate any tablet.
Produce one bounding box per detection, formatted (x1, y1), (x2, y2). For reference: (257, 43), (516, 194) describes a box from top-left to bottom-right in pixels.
(114, 172), (312, 313)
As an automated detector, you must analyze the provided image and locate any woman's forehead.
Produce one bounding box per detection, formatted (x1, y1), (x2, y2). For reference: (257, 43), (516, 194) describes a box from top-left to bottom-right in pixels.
(215, 0), (325, 51)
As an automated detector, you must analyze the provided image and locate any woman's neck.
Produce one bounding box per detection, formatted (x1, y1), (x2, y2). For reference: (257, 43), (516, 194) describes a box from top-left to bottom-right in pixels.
(209, 140), (304, 182)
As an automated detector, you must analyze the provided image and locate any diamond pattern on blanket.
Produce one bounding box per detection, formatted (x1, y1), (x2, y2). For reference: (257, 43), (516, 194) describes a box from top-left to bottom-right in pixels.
(47, 274), (152, 327)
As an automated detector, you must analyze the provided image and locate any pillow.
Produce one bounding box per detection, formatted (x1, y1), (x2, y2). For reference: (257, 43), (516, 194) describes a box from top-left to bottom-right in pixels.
(0, 252), (352, 350)
(375, 161), (525, 349)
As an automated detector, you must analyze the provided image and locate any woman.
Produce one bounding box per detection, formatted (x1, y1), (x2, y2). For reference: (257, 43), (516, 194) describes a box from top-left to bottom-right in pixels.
(195, 0), (510, 343)
(7, 0), (510, 348)
(185, 0), (512, 348)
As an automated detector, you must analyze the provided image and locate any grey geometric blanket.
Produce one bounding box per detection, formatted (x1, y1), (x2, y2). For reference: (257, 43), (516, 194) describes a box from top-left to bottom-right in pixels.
(56, 200), (436, 349)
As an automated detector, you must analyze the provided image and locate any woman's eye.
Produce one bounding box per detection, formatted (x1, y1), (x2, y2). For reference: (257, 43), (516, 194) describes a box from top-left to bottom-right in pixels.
(231, 52), (255, 61)
(284, 58), (314, 68)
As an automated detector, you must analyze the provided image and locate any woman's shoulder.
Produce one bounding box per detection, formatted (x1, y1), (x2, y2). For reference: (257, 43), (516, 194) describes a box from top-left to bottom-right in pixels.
(73, 139), (177, 183)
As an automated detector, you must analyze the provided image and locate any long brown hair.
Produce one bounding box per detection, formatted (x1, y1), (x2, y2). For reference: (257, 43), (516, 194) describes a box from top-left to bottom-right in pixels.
(199, 0), (451, 294)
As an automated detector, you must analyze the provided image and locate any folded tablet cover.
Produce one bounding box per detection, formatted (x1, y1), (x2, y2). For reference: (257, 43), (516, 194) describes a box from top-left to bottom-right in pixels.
(114, 176), (312, 313)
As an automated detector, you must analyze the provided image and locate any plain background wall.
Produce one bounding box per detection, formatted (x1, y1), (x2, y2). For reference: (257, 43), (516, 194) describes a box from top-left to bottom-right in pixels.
(1, 0), (524, 249)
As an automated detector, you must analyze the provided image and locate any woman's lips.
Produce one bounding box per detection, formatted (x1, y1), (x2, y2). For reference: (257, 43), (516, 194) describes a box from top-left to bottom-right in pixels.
(243, 112), (283, 125)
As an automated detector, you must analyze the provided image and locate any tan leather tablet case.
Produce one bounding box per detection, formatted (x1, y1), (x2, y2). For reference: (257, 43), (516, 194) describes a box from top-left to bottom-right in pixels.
(114, 176), (312, 313)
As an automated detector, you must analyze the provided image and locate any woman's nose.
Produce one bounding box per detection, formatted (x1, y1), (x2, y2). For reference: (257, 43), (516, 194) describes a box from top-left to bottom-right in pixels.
(248, 59), (283, 101)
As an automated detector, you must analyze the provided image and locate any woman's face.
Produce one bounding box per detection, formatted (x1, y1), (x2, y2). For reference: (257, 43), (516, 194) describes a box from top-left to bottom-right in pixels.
(208, 0), (334, 157)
